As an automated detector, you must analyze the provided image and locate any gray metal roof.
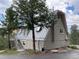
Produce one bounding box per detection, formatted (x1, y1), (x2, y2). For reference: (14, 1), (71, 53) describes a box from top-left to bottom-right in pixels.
(15, 28), (48, 40)
(15, 10), (68, 40)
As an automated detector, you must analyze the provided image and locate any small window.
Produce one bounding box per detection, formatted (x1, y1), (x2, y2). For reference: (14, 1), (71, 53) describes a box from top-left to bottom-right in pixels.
(65, 39), (67, 41)
(23, 41), (25, 45)
(36, 27), (42, 32)
(60, 29), (63, 33)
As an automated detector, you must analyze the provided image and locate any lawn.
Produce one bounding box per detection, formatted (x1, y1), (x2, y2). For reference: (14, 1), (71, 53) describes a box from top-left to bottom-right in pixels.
(0, 49), (20, 55)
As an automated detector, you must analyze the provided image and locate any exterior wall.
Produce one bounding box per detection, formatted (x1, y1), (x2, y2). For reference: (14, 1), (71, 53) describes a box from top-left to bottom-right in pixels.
(54, 18), (69, 47)
(44, 19), (69, 49)
(20, 40), (44, 51)
(20, 40), (33, 49)
(37, 40), (44, 51)
(17, 18), (69, 50)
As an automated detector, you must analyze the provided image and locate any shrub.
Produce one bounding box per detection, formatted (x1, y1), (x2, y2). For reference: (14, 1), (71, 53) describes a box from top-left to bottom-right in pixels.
(68, 45), (78, 49)
(0, 36), (8, 50)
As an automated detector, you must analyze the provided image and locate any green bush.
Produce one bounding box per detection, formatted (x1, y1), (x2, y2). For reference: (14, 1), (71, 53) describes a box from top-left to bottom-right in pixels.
(0, 36), (8, 50)
(68, 45), (78, 49)
(0, 49), (19, 55)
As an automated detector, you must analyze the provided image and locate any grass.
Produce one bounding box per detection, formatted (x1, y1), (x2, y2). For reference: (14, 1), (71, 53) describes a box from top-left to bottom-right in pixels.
(0, 49), (43, 55)
(68, 45), (78, 49)
(0, 49), (19, 55)
(24, 49), (44, 56)
(0, 49), (37, 55)
(24, 49), (35, 55)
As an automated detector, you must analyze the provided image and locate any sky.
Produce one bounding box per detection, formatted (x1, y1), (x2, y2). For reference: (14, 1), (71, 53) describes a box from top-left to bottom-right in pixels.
(46, 0), (79, 32)
(0, 0), (12, 21)
(0, 0), (79, 32)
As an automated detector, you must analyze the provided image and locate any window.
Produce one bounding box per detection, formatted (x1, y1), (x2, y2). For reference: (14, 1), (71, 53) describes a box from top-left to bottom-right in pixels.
(60, 29), (63, 33)
(36, 27), (42, 32)
(65, 39), (67, 41)
(23, 41), (25, 45)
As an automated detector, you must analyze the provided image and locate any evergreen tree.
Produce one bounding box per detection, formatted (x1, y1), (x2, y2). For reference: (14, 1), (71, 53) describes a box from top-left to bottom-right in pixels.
(13, 0), (57, 51)
(2, 6), (18, 49)
(70, 24), (79, 45)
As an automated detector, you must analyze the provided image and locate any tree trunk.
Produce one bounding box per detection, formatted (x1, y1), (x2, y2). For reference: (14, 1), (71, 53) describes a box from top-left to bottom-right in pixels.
(30, 7), (36, 51)
(32, 24), (36, 51)
(51, 21), (54, 42)
(8, 34), (11, 49)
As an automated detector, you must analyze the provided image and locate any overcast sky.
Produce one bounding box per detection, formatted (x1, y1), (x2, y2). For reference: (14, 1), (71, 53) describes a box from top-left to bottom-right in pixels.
(0, 0), (79, 32)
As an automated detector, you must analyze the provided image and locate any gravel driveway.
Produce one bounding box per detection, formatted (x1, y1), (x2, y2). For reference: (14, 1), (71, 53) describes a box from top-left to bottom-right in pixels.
(0, 50), (79, 59)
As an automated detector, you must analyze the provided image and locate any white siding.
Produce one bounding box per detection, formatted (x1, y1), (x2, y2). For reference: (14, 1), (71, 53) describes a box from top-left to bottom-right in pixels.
(44, 19), (69, 49)
(20, 40), (44, 51)
(21, 40), (33, 49)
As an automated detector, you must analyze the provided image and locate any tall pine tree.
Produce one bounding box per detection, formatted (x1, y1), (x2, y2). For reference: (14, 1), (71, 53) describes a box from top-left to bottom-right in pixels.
(13, 0), (57, 51)
(2, 6), (18, 49)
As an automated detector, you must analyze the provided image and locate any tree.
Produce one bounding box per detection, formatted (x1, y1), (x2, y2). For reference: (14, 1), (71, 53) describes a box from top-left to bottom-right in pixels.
(0, 36), (8, 50)
(13, 0), (57, 51)
(0, 28), (7, 38)
(2, 6), (18, 49)
(0, 28), (8, 50)
(70, 24), (79, 45)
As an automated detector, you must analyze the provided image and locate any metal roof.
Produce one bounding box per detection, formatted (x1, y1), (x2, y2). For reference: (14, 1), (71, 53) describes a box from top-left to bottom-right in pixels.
(15, 10), (68, 40)
(15, 28), (48, 40)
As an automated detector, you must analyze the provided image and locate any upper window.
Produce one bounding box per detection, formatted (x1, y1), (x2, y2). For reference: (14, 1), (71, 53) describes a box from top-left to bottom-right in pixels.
(60, 29), (63, 33)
